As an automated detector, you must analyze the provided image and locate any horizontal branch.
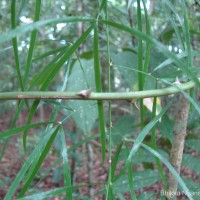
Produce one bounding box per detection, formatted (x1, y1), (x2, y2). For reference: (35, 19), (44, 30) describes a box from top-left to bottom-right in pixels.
(0, 80), (196, 101)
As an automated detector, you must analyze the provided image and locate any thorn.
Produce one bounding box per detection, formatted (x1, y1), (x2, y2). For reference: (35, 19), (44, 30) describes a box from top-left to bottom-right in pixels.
(130, 99), (139, 110)
(174, 77), (181, 85)
(77, 88), (93, 98)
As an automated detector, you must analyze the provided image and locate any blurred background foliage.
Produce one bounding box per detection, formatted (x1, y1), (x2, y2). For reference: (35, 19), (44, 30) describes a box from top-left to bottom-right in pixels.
(0, 0), (200, 199)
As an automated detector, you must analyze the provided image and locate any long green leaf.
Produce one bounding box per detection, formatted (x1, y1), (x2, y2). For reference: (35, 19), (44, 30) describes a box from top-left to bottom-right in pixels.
(99, 0), (107, 12)
(0, 122), (52, 140)
(68, 134), (100, 152)
(163, 2), (184, 50)
(11, 0), (24, 91)
(164, 0), (182, 25)
(151, 93), (167, 190)
(94, 24), (106, 164)
(137, 0), (143, 87)
(60, 128), (73, 200)
(23, 24), (95, 151)
(164, 0), (192, 67)
(104, 3), (114, 199)
(126, 99), (173, 162)
(17, 182), (105, 200)
(23, 0), (41, 85)
(93, 25), (103, 93)
(111, 141), (124, 181)
(152, 52), (187, 73)
(137, 0), (144, 127)
(140, 143), (194, 200)
(18, 126), (60, 197)
(0, 17), (95, 44)
(32, 46), (67, 63)
(4, 127), (57, 200)
(23, 100), (40, 151)
(33, 157), (61, 189)
(21, 0), (41, 150)
(0, 0), (26, 162)
(111, 101), (173, 185)
(28, 65), (71, 193)
(181, 0), (192, 68)
(99, 20), (200, 89)
(106, 184), (115, 200)
(41, 24), (94, 90)
(161, 79), (200, 115)
(142, 0), (151, 84)
(10, 0), (30, 132)
(30, 45), (69, 88)
(125, 144), (137, 200)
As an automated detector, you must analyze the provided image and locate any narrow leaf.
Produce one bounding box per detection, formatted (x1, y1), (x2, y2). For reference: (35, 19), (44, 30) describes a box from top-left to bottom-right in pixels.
(0, 17), (95, 44)
(141, 143), (194, 200)
(137, 0), (144, 126)
(127, 99), (173, 162)
(180, 0), (192, 68)
(23, 24), (95, 150)
(18, 126), (60, 197)
(22, 0), (42, 150)
(99, 20), (200, 89)
(161, 79), (200, 115)
(23, 0), (41, 85)
(99, 0), (107, 12)
(111, 141), (124, 181)
(153, 52), (188, 73)
(11, 0), (24, 91)
(60, 128), (73, 200)
(30, 45), (69, 88)
(125, 144), (137, 200)
(0, 122), (52, 140)
(32, 46), (67, 63)
(4, 127), (57, 200)
(17, 183), (105, 200)
(94, 24), (106, 164)
(68, 134), (100, 152)
(142, 0), (151, 83)
(163, 2), (184, 49)
(151, 93), (167, 190)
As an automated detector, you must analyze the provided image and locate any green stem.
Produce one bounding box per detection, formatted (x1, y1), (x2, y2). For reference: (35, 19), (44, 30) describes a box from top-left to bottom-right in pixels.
(137, 0), (144, 127)
(0, 79), (197, 100)
(105, 1), (113, 199)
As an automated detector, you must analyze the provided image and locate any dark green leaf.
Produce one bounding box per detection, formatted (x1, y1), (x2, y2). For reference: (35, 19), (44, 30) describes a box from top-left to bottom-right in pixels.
(94, 24), (106, 164)
(18, 126), (60, 197)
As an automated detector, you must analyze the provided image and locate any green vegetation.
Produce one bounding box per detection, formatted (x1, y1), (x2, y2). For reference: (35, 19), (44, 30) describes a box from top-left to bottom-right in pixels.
(0, 0), (200, 199)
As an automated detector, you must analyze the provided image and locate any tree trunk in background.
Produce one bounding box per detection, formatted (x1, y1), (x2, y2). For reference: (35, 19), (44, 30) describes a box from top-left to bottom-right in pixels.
(166, 94), (190, 200)
(148, 0), (155, 16)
